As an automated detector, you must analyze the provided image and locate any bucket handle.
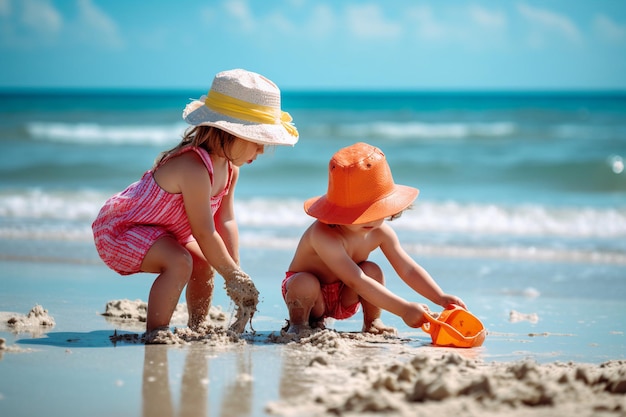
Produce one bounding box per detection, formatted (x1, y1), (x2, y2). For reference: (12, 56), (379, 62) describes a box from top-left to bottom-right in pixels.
(421, 308), (473, 343)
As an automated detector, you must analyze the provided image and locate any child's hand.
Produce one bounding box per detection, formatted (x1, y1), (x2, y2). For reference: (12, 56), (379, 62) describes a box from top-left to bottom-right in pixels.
(224, 270), (259, 307)
(438, 294), (466, 310)
(401, 302), (429, 328)
(224, 270), (259, 333)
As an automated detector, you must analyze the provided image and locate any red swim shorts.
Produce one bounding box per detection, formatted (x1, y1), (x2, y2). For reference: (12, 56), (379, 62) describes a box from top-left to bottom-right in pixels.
(281, 272), (360, 320)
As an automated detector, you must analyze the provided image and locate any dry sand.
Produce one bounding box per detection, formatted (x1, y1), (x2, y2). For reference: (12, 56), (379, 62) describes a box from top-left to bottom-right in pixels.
(2, 302), (625, 417)
(266, 330), (626, 417)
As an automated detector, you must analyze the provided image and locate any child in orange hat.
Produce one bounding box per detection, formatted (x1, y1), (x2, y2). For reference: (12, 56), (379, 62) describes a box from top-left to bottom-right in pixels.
(281, 142), (466, 334)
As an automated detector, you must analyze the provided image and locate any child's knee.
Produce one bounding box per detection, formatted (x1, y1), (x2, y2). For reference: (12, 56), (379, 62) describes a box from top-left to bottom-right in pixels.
(285, 272), (321, 300)
(359, 261), (384, 282)
(168, 249), (194, 279)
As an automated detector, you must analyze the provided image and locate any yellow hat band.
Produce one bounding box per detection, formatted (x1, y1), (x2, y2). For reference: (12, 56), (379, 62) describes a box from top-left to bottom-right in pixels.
(204, 90), (298, 138)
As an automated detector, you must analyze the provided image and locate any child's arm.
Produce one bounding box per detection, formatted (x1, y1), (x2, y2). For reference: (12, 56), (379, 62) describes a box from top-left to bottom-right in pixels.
(214, 167), (240, 265)
(311, 225), (428, 327)
(176, 155), (242, 279)
(380, 225), (466, 309)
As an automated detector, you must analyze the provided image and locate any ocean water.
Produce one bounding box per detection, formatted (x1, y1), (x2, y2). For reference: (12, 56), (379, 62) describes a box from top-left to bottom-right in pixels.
(2, 90), (626, 417)
(0, 91), (626, 416)
(1, 90), (624, 266)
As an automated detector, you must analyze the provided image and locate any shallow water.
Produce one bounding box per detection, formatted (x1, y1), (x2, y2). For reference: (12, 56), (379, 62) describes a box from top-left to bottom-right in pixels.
(1, 243), (625, 417)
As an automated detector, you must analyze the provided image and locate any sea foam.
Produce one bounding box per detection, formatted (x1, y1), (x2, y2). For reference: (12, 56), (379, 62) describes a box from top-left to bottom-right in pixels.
(0, 190), (623, 241)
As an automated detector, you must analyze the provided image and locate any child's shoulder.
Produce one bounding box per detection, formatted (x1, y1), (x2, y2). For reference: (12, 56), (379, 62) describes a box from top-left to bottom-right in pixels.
(164, 149), (205, 168)
(156, 148), (212, 183)
(306, 221), (340, 241)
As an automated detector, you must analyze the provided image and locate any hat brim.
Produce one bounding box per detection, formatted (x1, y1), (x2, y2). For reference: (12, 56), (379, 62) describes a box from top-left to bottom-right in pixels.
(304, 185), (419, 225)
(182, 99), (298, 146)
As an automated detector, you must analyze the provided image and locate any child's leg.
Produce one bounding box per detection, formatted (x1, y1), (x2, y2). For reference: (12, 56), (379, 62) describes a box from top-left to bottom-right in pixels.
(184, 241), (215, 330)
(140, 236), (193, 332)
(283, 272), (324, 333)
(357, 261), (397, 335)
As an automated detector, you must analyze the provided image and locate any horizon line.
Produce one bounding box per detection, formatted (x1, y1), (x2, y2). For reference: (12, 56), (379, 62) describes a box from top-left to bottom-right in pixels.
(1, 86), (626, 96)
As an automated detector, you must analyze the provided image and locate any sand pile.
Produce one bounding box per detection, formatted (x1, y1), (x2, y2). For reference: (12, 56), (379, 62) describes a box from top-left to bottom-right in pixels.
(267, 341), (626, 417)
(5, 305), (55, 328)
(103, 299), (244, 346)
(138, 322), (244, 346)
(509, 309), (539, 324)
(101, 298), (227, 327)
(0, 305), (55, 352)
(268, 328), (407, 356)
(0, 305), (55, 338)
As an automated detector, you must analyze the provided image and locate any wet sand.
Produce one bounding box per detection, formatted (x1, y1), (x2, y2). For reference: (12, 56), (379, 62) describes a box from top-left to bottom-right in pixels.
(1, 254), (625, 417)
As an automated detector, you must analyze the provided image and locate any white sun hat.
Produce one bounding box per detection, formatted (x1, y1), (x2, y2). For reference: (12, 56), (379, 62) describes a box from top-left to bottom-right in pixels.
(182, 69), (299, 146)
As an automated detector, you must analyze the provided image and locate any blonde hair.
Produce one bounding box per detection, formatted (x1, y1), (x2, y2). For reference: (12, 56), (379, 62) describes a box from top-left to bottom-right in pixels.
(154, 126), (238, 168)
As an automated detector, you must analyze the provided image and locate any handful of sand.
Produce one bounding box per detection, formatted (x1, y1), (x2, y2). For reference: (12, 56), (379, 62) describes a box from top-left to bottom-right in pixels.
(224, 270), (259, 333)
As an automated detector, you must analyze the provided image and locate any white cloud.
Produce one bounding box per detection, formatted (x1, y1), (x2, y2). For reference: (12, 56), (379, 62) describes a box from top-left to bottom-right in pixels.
(517, 2), (582, 45)
(593, 14), (626, 43)
(406, 4), (506, 48)
(407, 5), (449, 41)
(0, 0), (123, 49)
(21, 0), (62, 35)
(346, 4), (402, 39)
(0, 0), (62, 47)
(71, 0), (123, 48)
(306, 4), (335, 39)
(218, 0), (334, 43)
(224, 0), (255, 32)
(469, 5), (506, 30)
(266, 11), (296, 34)
(203, 2), (509, 50)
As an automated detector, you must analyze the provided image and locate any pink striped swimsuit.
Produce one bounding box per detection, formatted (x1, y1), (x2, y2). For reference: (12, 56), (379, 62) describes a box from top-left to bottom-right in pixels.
(92, 146), (233, 275)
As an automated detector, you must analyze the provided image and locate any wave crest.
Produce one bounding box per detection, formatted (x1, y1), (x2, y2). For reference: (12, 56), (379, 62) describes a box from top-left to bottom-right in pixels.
(27, 122), (184, 146)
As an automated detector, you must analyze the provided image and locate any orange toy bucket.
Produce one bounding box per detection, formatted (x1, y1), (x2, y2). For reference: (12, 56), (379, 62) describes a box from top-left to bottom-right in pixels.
(421, 305), (486, 348)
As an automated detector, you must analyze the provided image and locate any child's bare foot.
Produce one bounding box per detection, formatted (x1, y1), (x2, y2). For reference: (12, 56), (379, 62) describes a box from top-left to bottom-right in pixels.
(286, 323), (311, 334)
(363, 318), (397, 335)
(310, 320), (326, 330)
(144, 327), (177, 344)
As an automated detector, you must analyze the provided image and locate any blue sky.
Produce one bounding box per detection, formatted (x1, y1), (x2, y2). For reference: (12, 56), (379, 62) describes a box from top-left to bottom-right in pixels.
(1, 0), (625, 91)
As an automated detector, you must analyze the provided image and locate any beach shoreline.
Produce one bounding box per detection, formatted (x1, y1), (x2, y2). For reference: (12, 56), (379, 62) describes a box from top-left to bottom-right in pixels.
(1, 302), (625, 417)
(1, 253), (625, 417)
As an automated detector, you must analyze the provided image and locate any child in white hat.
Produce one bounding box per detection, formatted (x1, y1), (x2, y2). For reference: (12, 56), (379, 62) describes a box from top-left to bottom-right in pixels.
(93, 69), (298, 340)
(282, 142), (464, 335)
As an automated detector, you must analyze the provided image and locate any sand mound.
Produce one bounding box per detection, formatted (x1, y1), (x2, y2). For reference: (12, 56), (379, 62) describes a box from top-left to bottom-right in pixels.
(267, 347), (626, 417)
(5, 305), (55, 328)
(509, 309), (539, 324)
(0, 305), (55, 338)
(101, 299), (228, 325)
(140, 322), (244, 346)
(103, 299), (243, 346)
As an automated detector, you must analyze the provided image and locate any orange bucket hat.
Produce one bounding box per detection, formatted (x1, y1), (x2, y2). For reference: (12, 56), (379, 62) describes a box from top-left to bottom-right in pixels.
(304, 142), (419, 225)
(421, 305), (486, 348)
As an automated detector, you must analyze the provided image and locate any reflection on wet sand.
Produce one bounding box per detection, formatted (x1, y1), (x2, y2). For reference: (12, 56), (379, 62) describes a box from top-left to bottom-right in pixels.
(142, 345), (252, 417)
(142, 346), (175, 417)
(180, 347), (209, 417)
(220, 349), (253, 416)
(278, 346), (320, 400)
